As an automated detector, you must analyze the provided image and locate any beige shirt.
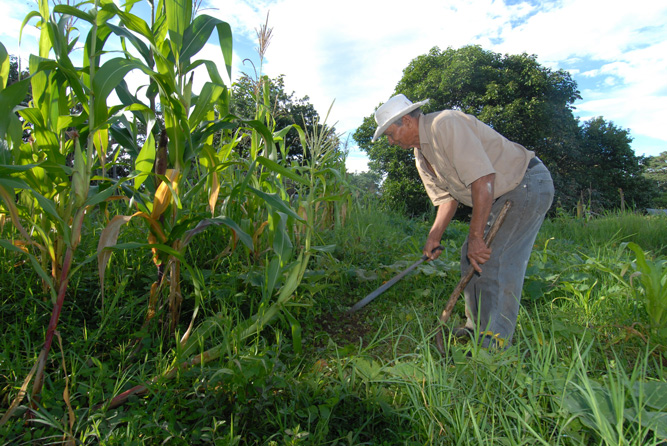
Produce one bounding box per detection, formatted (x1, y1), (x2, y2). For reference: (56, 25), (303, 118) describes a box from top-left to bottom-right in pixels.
(415, 110), (534, 208)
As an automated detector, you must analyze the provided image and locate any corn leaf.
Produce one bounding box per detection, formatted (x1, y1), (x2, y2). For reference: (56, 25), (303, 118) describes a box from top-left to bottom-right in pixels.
(134, 131), (156, 190)
(93, 58), (151, 128)
(52, 4), (94, 24)
(283, 309), (302, 355)
(181, 217), (253, 251)
(111, 7), (154, 41)
(165, 0), (192, 54)
(272, 211), (293, 261)
(248, 187), (304, 222)
(256, 156), (310, 186)
(0, 79), (30, 139)
(151, 169), (179, 219)
(107, 23), (153, 66)
(96, 214), (137, 301)
(180, 15), (223, 63)
(189, 82), (225, 128)
(0, 42), (9, 90)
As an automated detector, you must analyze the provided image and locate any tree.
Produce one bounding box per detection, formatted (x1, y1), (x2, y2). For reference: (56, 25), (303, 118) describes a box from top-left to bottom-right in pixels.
(575, 118), (656, 211)
(643, 151), (667, 208)
(230, 74), (339, 161)
(347, 170), (382, 198)
(355, 45), (582, 216)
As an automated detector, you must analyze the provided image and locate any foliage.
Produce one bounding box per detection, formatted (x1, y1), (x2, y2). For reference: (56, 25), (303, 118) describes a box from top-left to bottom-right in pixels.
(354, 45), (655, 216)
(0, 0), (350, 431)
(643, 151), (667, 208)
(230, 74), (339, 161)
(574, 118), (655, 211)
(627, 242), (667, 340)
(347, 170), (382, 201)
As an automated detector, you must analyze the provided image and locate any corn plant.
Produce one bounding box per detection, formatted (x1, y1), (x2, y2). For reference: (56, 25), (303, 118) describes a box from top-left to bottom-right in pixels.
(627, 242), (667, 341)
(0, 0), (134, 422)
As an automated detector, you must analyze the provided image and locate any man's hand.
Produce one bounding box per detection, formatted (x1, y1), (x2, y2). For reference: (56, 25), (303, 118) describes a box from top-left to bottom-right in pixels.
(467, 236), (491, 273)
(424, 200), (458, 261)
(423, 237), (444, 260)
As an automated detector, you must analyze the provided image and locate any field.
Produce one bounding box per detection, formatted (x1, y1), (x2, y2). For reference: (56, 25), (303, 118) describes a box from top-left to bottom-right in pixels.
(1, 203), (666, 445)
(1, 1), (666, 443)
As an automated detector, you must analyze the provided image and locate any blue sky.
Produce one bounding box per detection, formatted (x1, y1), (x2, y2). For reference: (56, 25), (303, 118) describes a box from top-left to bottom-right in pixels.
(2, 0), (666, 173)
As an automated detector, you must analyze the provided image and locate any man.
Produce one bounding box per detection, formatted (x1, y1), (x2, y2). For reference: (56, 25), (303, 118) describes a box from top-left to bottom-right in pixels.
(372, 94), (554, 349)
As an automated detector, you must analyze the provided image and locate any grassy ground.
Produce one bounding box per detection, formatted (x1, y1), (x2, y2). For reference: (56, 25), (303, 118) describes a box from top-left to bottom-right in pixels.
(1, 202), (667, 445)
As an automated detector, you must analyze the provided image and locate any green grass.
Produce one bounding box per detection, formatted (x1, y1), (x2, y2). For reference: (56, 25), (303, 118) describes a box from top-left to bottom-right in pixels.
(1, 203), (667, 444)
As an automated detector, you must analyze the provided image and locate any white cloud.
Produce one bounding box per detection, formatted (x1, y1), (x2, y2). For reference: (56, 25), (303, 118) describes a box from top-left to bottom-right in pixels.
(207, 0), (667, 157)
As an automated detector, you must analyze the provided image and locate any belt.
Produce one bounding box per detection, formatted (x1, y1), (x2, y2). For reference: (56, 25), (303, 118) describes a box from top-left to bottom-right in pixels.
(527, 157), (541, 170)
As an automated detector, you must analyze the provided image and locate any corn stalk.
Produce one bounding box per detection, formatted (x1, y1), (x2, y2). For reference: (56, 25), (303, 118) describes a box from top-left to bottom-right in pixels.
(0, 0), (127, 423)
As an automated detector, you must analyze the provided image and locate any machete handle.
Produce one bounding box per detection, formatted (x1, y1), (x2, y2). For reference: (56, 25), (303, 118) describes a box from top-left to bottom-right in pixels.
(421, 244), (444, 261)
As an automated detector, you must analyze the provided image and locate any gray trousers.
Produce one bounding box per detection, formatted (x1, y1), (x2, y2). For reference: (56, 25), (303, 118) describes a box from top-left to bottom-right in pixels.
(460, 161), (554, 348)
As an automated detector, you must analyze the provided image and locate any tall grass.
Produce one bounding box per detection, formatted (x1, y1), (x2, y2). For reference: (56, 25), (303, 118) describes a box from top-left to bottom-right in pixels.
(544, 211), (667, 256)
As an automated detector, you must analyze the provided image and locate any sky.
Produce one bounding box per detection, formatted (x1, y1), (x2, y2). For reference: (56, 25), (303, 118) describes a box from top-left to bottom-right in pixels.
(2, 0), (666, 173)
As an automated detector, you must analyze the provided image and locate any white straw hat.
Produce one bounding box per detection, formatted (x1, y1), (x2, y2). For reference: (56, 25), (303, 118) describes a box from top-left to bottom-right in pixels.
(372, 94), (430, 142)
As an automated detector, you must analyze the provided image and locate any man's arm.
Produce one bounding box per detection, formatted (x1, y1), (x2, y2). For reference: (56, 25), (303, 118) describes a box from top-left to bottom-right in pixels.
(468, 173), (496, 273)
(424, 199), (459, 260)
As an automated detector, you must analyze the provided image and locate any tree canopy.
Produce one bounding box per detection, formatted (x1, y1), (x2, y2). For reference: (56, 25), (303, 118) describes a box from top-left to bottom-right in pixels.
(643, 151), (667, 207)
(354, 45), (657, 215)
(230, 74), (339, 162)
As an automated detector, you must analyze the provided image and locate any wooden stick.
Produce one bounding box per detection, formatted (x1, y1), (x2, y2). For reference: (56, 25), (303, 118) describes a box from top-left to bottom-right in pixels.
(434, 200), (512, 355)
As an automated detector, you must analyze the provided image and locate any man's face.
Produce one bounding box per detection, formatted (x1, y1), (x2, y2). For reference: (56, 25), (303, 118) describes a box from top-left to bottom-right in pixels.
(383, 117), (417, 149)
(384, 124), (410, 149)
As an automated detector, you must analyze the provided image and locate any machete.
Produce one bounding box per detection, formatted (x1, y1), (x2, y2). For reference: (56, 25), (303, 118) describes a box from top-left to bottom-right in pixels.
(347, 245), (443, 314)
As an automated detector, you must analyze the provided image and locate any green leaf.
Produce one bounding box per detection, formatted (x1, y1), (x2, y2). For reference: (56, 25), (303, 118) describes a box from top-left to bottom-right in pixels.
(198, 60), (225, 86)
(283, 309), (302, 355)
(248, 187), (304, 222)
(180, 15), (222, 63)
(0, 42), (9, 90)
(0, 79), (30, 139)
(0, 164), (42, 176)
(216, 21), (233, 80)
(84, 180), (125, 208)
(52, 4), (94, 24)
(256, 156), (310, 186)
(32, 190), (64, 224)
(109, 242), (187, 263)
(165, 0), (192, 54)
(634, 381), (667, 411)
(272, 211), (293, 261)
(117, 10), (153, 41)
(109, 123), (139, 156)
(182, 217), (254, 251)
(93, 58), (152, 128)
(189, 82), (225, 128)
(134, 131), (156, 190)
(264, 257), (281, 299)
(107, 23), (153, 65)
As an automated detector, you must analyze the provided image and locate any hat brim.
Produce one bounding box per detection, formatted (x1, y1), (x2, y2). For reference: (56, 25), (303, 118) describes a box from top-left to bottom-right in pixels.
(372, 99), (429, 142)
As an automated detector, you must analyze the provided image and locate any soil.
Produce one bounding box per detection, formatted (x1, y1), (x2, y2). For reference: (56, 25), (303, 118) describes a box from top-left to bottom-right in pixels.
(313, 309), (371, 348)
